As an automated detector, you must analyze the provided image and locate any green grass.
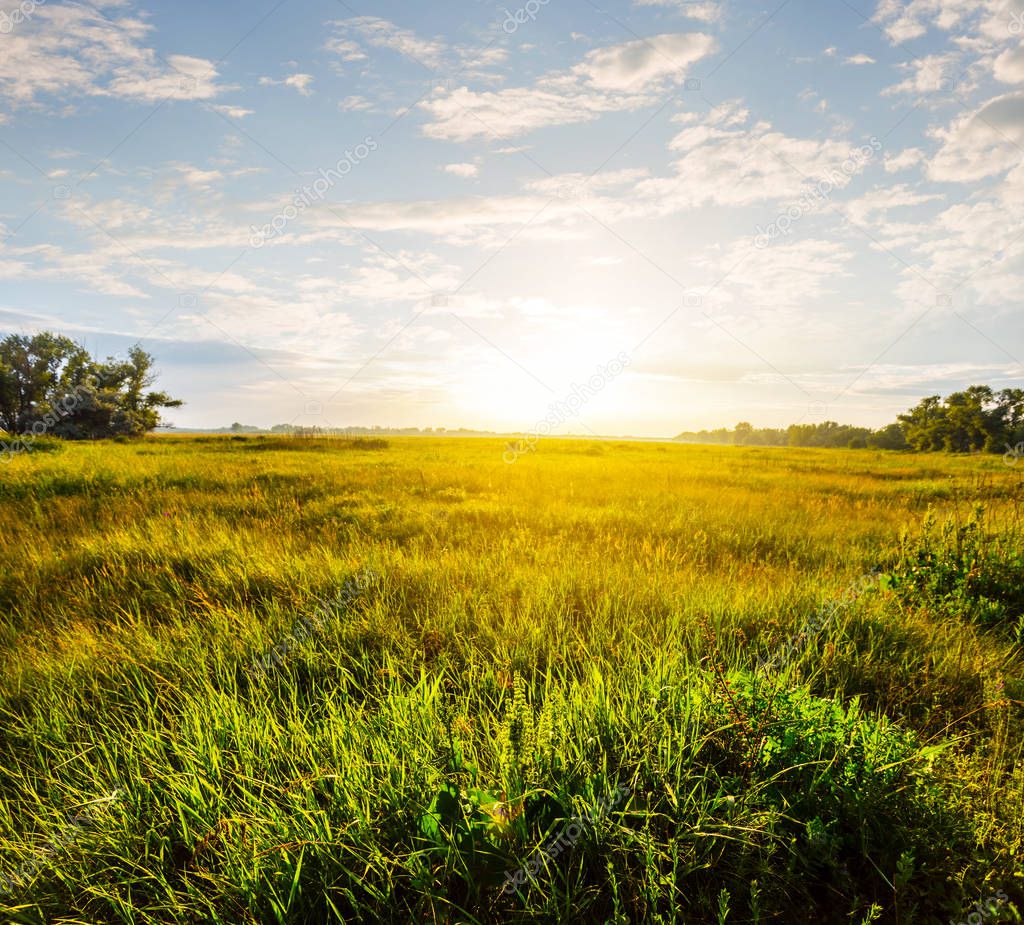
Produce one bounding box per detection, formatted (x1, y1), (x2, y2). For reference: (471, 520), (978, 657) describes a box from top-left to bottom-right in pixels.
(0, 436), (1021, 923)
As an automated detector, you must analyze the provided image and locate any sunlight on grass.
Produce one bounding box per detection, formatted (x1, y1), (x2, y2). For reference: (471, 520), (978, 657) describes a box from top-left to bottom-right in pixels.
(0, 437), (1021, 923)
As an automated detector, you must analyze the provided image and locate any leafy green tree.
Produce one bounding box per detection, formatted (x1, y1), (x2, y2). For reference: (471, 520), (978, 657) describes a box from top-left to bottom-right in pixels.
(0, 333), (93, 434)
(0, 334), (181, 439)
(999, 388), (1024, 434)
(868, 423), (908, 451)
(897, 387), (1024, 454)
(943, 386), (996, 452)
(898, 396), (948, 451)
(989, 388), (1024, 452)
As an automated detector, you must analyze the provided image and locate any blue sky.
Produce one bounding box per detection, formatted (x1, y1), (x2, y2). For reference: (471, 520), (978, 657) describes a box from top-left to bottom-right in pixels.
(1, 0), (1022, 435)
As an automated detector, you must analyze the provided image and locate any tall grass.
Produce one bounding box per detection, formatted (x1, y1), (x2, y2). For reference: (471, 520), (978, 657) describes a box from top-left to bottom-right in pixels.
(0, 437), (1021, 923)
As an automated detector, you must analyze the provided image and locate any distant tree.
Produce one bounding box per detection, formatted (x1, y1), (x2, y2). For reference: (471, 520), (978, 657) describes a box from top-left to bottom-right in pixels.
(734, 421), (753, 445)
(0, 335), (181, 439)
(987, 388), (1024, 452)
(868, 423), (908, 451)
(897, 387), (1023, 454)
(674, 386), (1018, 455)
(898, 396), (947, 451)
(998, 388), (1024, 435)
(942, 386), (996, 452)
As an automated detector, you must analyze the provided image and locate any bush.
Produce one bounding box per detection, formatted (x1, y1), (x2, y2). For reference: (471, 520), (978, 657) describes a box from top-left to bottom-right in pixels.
(882, 506), (1024, 642)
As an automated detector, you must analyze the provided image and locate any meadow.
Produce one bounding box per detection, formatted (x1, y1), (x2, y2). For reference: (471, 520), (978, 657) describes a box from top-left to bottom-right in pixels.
(0, 436), (1021, 924)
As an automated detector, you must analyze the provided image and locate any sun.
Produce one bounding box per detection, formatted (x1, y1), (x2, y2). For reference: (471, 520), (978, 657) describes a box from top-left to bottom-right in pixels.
(454, 330), (635, 432)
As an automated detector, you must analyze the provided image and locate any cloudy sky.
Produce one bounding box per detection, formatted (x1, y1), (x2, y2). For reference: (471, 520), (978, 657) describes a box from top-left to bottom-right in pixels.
(1, 0), (1022, 435)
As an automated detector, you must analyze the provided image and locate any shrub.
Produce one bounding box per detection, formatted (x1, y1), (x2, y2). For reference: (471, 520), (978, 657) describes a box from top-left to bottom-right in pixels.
(882, 506), (1024, 641)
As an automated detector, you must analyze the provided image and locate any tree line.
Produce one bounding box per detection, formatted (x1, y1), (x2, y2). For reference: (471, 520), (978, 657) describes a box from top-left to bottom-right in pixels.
(676, 386), (1024, 453)
(2, 333), (1021, 455)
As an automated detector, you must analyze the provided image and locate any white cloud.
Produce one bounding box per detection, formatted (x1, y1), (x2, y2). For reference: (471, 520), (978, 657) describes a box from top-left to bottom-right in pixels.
(884, 148), (927, 172)
(1, 237), (150, 298)
(324, 16), (505, 83)
(444, 163), (480, 178)
(306, 193), (575, 241)
(327, 16), (446, 69)
(421, 85), (627, 141)
(338, 95), (374, 112)
(259, 73), (314, 95)
(633, 101), (869, 210)
(160, 165), (222, 189)
(700, 239), (856, 333)
(330, 252), (462, 306)
(890, 193), (1024, 306)
(207, 103), (255, 119)
(574, 32), (716, 89)
(527, 168), (652, 193)
(633, 1), (723, 24)
(872, 0), (979, 44)
(930, 90), (1024, 181)
(295, 106), (868, 253)
(323, 37), (368, 62)
(845, 53), (876, 65)
(842, 183), (944, 227)
(994, 45), (1024, 82)
(420, 32), (716, 140)
(882, 53), (959, 96)
(0, 5), (229, 109)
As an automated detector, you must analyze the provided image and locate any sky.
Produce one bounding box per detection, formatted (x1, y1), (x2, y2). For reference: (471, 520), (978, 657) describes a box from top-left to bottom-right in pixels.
(1, 0), (1023, 436)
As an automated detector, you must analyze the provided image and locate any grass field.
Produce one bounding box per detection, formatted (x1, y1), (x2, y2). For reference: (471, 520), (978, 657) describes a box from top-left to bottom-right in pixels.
(0, 436), (1022, 924)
